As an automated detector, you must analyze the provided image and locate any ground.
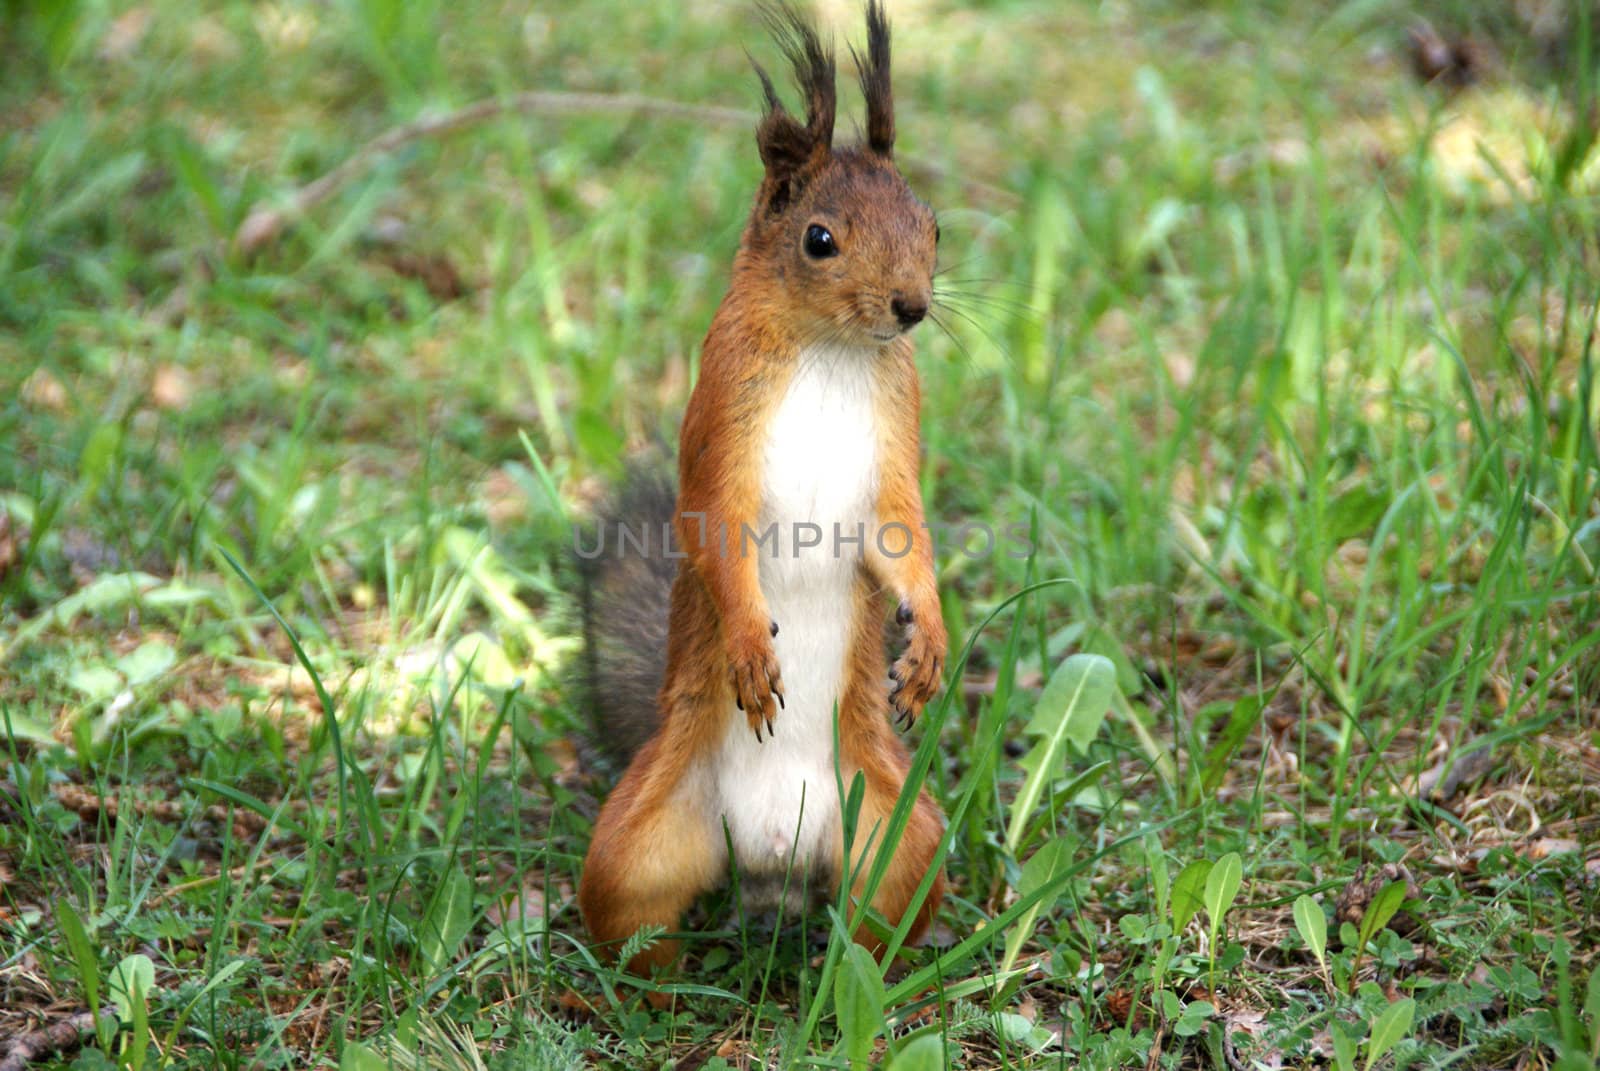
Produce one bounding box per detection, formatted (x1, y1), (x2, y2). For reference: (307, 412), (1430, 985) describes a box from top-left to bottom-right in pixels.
(1, 0), (1598, 1068)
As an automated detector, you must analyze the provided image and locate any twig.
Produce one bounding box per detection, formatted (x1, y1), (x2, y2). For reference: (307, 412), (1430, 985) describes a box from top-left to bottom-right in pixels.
(145, 862), (257, 908)
(0, 1009), (118, 1071)
(1221, 1019), (1247, 1071)
(234, 89), (1017, 254)
(1143, 1022), (1165, 1071)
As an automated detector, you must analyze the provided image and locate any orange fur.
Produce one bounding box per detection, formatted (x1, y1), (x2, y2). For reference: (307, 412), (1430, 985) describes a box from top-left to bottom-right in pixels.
(578, 1), (948, 984)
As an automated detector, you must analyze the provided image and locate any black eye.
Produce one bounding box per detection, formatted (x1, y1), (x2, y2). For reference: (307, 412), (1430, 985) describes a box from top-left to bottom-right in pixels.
(934, 222), (941, 244)
(803, 224), (837, 259)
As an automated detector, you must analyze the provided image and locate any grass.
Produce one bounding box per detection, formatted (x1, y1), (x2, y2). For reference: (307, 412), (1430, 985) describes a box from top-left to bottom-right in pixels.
(2, 0), (1598, 1067)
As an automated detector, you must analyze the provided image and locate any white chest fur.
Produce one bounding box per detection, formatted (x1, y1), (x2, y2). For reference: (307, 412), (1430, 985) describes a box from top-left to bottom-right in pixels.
(710, 346), (880, 874)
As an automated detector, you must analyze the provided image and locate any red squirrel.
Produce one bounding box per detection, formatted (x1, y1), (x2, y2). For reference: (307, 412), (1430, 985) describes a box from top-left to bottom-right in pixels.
(578, 0), (947, 982)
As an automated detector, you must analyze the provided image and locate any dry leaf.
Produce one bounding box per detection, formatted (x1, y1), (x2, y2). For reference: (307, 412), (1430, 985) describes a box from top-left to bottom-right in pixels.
(20, 368), (68, 412)
(1407, 21), (1488, 88)
(479, 468), (529, 527)
(1522, 837), (1579, 860)
(484, 882), (548, 927)
(1335, 863), (1422, 937)
(0, 509), (20, 581)
(151, 364), (193, 410)
(382, 249), (469, 302)
(714, 1036), (753, 1067)
(544, 735), (580, 780)
(187, 16), (238, 61)
(1415, 742), (1496, 802)
(254, 2), (317, 51)
(556, 989), (597, 1017)
(1103, 987), (1137, 1026)
(98, 6), (152, 60)
(1224, 1007), (1268, 1035)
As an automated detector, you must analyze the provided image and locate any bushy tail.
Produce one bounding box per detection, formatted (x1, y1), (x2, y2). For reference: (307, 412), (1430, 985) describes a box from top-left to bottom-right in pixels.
(576, 466), (678, 767)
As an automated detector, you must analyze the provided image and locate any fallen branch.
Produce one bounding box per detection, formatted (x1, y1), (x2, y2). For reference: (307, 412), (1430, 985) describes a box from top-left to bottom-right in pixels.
(234, 89), (1016, 254)
(234, 92), (753, 253)
(0, 1009), (119, 1071)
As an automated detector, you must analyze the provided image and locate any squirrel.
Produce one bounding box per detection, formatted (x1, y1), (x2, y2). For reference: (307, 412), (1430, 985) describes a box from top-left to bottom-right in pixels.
(577, 0), (948, 983)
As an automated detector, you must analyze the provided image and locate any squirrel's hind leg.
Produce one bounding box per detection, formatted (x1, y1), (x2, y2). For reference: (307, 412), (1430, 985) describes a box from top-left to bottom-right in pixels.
(578, 739), (722, 983)
(846, 777), (946, 957)
(833, 724), (947, 957)
(832, 600), (948, 957)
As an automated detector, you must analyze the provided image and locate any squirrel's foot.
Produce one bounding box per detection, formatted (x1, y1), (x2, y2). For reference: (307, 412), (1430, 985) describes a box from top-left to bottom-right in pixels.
(889, 619), (945, 728)
(729, 631), (784, 741)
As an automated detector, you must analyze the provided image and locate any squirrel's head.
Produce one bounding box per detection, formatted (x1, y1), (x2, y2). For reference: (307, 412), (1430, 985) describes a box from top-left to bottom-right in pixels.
(739, 1), (937, 350)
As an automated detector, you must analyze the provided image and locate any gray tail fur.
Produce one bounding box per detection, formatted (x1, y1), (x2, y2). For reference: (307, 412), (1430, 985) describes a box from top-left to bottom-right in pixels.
(576, 466), (679, 767)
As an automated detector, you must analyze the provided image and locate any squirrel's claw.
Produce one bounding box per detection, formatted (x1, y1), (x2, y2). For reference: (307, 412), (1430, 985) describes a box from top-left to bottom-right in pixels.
(889, 638), (945, 730)
(730, 633), (784, 742)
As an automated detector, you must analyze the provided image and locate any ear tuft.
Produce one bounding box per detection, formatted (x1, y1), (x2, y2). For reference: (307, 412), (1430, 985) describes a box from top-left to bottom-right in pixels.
(853, 0), (894, 156)
(753, 4), (836, 208)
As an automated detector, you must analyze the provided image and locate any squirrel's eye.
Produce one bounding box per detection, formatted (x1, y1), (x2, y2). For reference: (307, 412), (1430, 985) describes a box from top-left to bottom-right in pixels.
(803, 224), (837, 259)
(934, 222), (941, 244)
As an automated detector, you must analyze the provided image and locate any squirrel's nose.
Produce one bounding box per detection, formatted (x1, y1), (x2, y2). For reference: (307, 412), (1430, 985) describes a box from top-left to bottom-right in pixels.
(891, 295), (928, 329)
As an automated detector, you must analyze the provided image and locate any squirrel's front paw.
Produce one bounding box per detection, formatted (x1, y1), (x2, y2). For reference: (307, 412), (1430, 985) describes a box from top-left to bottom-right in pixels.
(728, 627), (784, 741)
(889, 604), (946, 728)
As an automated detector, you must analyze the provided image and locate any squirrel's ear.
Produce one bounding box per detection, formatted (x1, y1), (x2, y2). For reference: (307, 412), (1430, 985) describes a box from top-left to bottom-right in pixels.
(753, 4), (835, 212)
(853, 0), (893, 156)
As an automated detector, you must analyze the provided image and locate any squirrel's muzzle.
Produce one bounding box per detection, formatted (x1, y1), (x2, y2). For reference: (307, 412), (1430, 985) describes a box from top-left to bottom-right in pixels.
(891, 294), (928, 329)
